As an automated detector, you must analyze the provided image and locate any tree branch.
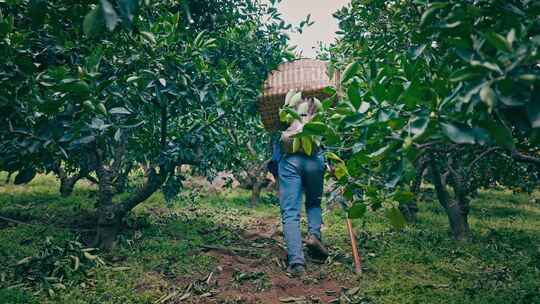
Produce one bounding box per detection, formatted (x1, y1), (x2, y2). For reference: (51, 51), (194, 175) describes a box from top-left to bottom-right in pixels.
(246, 137), (258, 157)
(511, 149), (540, 165)
(429, 154), (450, 210)
(7, 120), (41, 140)
(467, 147), (501, 171)
(187, 113), (226, 134)
(111, 133), (127, 179)
(117, 167), (164, 214)
(160, 104), (168, 149)
(0, 215), (32, 226)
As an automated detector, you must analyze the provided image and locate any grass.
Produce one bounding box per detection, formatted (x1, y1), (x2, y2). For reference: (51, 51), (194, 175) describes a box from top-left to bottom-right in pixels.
(0, 173), (539, 303)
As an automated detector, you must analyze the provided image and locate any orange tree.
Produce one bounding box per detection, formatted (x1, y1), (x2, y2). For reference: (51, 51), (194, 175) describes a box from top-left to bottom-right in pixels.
(0, 0), (292, 248)
(313, 0), (540, 239)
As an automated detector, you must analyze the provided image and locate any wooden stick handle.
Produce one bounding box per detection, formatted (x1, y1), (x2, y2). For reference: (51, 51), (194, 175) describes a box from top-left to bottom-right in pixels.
(346, 218), (362, 275)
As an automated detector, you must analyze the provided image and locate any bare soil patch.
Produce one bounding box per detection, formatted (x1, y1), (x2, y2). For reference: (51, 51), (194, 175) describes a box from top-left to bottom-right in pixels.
(168, 216), (352, 304)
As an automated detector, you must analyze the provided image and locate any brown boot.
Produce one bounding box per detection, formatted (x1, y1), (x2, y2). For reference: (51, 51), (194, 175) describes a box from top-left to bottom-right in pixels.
(305, 234), (328, 261)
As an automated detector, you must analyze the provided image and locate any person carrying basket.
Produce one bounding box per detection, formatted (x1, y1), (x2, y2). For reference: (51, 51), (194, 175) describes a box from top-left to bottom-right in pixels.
(259, 59), (334, 277)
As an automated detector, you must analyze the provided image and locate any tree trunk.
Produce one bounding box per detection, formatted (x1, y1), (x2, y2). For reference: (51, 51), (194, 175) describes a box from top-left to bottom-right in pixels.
(412, 160), (428, 195)
(445, 199), (470, 241)
(95, 204), (122, 251)
(250, 180), (263, 207)
(52, 162), (89, 197)
(401, 160), (428, 222)
(399, 203), (418, 223)
(94, 167), (164, 250)
(59, 176), (80, 197)
(447, 159), (471, 241)
(93, 164), (118, 250)
(236, 173), (252, 190)
(429, 156), (470, 241)
(114, 162), (133, 194)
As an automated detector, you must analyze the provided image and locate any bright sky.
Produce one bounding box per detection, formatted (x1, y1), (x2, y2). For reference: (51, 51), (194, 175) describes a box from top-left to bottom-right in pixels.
(276, 0), (351, 58)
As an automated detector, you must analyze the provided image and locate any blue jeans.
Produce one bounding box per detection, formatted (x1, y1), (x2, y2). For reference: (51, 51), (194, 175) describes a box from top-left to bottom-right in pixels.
(278, 152), (325, 266)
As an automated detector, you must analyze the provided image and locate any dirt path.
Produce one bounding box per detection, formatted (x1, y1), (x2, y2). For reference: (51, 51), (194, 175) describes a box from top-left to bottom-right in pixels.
(167, 216), (359, 304)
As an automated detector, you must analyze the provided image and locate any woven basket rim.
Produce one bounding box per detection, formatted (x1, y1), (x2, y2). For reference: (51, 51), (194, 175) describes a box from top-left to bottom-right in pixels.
(257, 59), (340, 131)
(259, 59), (336, 97)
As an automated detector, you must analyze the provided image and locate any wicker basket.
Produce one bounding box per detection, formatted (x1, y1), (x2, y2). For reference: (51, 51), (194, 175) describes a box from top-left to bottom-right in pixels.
(258, 59), (340, 131)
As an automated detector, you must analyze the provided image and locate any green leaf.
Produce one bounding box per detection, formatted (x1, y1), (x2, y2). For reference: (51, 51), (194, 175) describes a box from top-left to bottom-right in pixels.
(77, 135), (96, 145)
(15, 256), (33, 265)
(109, 107), (131, 115)
(284, 90), (296, 105)
(302, 122), (327, 135)
(140, 31), (156, 44)
(358, 101), (370, 114)
(96, 103), (107, 115)
(507, 28), (516, 48)
(334, 162), (349, 180)
(409, 116), (429, 138)
(411, 44), (426, 60)
(83, 7), (102, 37)
(393, 191), (415, 204)
(449, 68), (480, 82)
(297, 102), (309, 115)
(281, 107), (301, 121)
(485, 32), (511, 52)
(385, 160), (404, 189)
(402, 136), (413, 150)
(82, 100), (95, 111)
(369, 145), (390, 161)
(126, 76), (139, 83)
(83, 252), (97, 260)
(470, 61), (502, 74)
(347, 82), (361, 110)
(499, 96), (525, 106)
(313, 98), (323, 111)
(420, 3), (449, 27)
(302, 137), (313, 155)
(0, 14), (13, 37)
(30, 0), (47, 28)
(519, 74), (539, 82)
(292, 137), (301, 153)
(473, 127), (491, 146)
(341, 61), (359, 84)
(61, 80), (91, 95)
(89, 117), (110, 130)
(478, 120), (515, 150)
(279, 109), (288, 122)
(438, 21), (461, 29)
(287, 92), (302, 107)
(193, 30), (206, 47)
(325, 152), (344, 163)
(114, 129), (122, 141)
(348, 203), (367, 219)
(386, 207), (406, 230)
(479, 85), (497, 112)
(440, 122), (475, 144)
(100, 0), (119, 31)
